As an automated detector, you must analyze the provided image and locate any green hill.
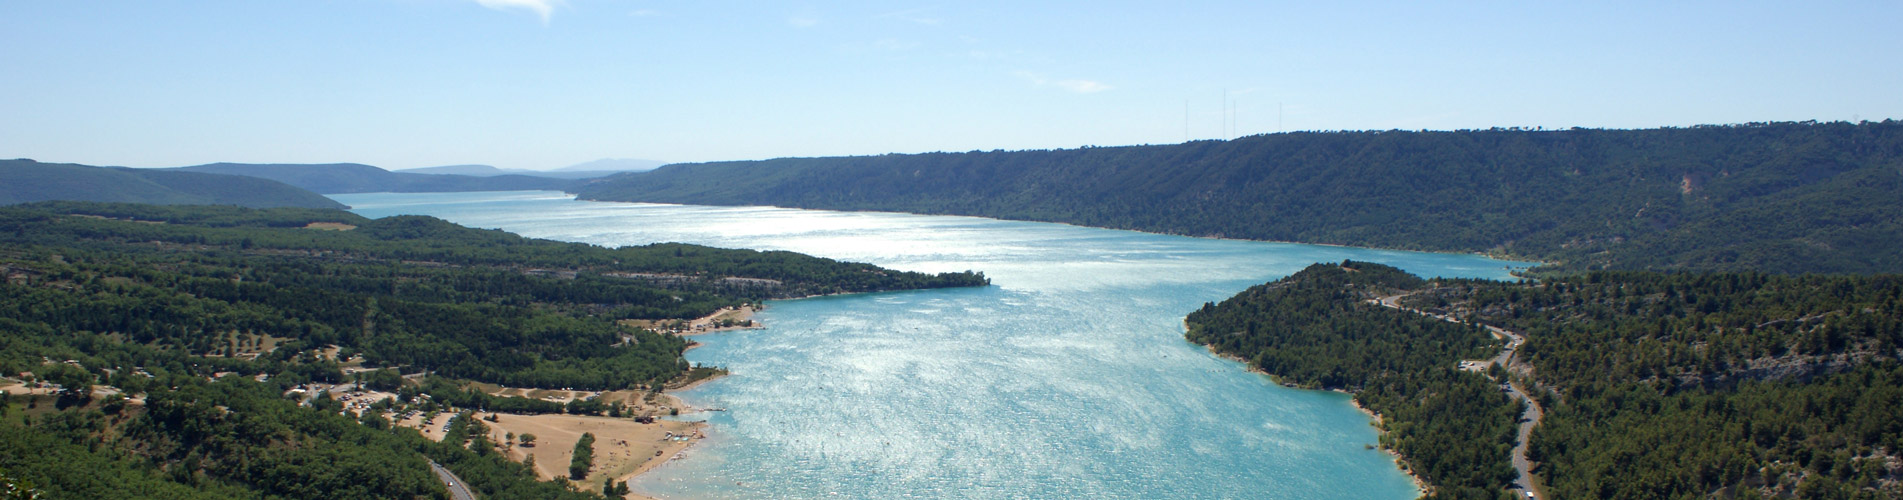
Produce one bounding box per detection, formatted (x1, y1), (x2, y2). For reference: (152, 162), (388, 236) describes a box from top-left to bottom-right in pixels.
(1185, 262), (1520, 498)
(577, 121), (1903, 274)
(0, 201), (985, 499)
(0, 159), (346, 209)
(177, 162), (579, 194)
(1190, 263), (1903, 498)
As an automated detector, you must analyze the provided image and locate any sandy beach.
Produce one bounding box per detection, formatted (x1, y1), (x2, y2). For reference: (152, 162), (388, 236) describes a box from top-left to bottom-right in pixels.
(474, 413), (705, 487)
(625, 304), (763, 337)
(384, 391), (709, 498)
(456, 385), (714, 493)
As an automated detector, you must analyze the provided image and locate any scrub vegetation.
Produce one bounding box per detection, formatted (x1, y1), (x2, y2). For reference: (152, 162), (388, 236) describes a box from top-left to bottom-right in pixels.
(1192, 262), (1903, 499)
(0, 201), (986, 499)
(1186, 262), (1520, 499)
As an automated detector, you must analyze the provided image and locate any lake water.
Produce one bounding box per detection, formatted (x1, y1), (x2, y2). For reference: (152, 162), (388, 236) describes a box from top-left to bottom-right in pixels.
(335, 191), (1532, 500)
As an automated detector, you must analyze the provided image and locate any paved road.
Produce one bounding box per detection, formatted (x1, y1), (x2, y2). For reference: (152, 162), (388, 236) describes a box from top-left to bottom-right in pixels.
(1374, 293), (1547, 499)
(430, 460), (478, 500)
(1506, 380), (1545, 499)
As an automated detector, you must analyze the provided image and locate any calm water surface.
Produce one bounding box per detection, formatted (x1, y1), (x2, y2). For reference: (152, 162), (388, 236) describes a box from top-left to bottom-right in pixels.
(335, 191), (1533, 500)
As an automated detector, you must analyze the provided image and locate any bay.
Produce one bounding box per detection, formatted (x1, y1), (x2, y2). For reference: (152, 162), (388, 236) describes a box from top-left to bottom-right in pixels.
(334, 191), (1533, 500)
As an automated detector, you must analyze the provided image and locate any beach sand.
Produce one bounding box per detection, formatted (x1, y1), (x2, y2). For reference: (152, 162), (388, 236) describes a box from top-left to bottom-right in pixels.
(390, 406), (707, 498)
(625, 305), (763, 337)
(479, 412), (705, 485)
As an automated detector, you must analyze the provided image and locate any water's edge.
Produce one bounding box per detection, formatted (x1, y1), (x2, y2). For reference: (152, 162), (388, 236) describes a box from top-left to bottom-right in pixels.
(336, 191), (1533, 500)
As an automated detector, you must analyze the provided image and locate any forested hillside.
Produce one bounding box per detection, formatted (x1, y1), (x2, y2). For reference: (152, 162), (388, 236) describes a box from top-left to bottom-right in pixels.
(1406, 272), (1903, 499)
(0, 201), (986, 498)
(1185, 262), (1521, 499)
(0, 202), (985, 388)
(177, 162), (579, 194)
(0, 159), (345, 209)
(578, 121), (1903, 274)
(1192, 263), (1903, 499)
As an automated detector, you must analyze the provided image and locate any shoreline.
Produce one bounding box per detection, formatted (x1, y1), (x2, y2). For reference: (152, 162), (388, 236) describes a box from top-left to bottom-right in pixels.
(629, 304), (766, 338)
(562, 194), (1548, 271)
(612, 419), (707, 500)
(674, 304), (764, 337)
(611, 306), (753, 499)
(667, 371), (726, 393)
(428, 381), (722, 497)
(1188, 322), (1433, 496)
(1344, 391), (1431, 496)
(617, 386), (723, 500)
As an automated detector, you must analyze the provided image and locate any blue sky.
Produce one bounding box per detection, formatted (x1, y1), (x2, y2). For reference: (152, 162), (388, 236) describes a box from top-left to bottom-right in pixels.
(3, 1), (1898, 170)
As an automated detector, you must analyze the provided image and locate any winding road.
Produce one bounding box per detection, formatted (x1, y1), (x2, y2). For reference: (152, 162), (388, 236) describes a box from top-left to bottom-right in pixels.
(1374, 293), (1547, 499)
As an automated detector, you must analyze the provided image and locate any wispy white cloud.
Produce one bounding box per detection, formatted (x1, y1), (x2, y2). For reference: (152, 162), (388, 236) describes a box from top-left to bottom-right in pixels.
(1016, 71), (1113, 94)
(1055, 79), (1112, 93)
(787, 15), (820, 28)
(475, 0), (559, 24)
(629, 9), (659, 17)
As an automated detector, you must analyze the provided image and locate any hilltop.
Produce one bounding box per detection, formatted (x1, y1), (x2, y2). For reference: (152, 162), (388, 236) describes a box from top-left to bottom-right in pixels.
(178, 162), (579, 194)
(0, 201), (986, 499)
(397, 163), (649, 180)
(0, 159), (345, 209)
(578, 121), (1903, 274)
(1189, 261), (1903, 498)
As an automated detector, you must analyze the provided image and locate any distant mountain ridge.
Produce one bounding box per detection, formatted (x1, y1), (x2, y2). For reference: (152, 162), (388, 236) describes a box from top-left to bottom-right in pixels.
(179, 162), (578, 193)
(576, 121), (1903, 274)
(0, 159), (346, 209)
(397, 163), (646, 180)
(556, 158), (665, 172)
(397, 164), (514, 176)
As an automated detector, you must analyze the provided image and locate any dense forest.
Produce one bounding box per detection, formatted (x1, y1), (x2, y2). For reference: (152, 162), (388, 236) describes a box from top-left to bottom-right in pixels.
(1, 159), (345, 209)
(0, 202), (983, 389)
(0, 372), (604, 500)
(0, 201), (986, 498)
(1405, 272), (1903, 499)
(1185, 262), (1521, 499)
(1193, 263), (1903, 499)
(579, 121), (1903, 274)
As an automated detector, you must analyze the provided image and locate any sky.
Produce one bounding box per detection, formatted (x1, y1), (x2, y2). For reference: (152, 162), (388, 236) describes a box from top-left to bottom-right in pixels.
(3, 1), (1899, 171)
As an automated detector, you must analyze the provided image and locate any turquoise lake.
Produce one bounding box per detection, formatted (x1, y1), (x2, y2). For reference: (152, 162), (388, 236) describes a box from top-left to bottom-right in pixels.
(334, 191), (1534, 500)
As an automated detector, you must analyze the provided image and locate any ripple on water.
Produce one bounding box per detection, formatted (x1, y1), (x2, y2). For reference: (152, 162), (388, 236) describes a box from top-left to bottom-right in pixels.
(335, 191), (1535, 500)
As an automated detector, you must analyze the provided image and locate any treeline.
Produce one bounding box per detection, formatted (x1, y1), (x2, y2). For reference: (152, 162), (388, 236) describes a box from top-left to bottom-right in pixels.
(569, 433), (596, 480)
(174, 162), (578, 194)
(0, 159), (345, 210)
(1185, 262), (1521, 499)
(1204, 265), (1903, 498)
(1405, 272), (1903, 499)
(579, 121), (1903, 274)
(408, 377), (628, 416)
(0, 202), (984, 391)
(4, 201), (988, 298)
(0, 201), (991, 498)
(0, 375), (600, 500)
